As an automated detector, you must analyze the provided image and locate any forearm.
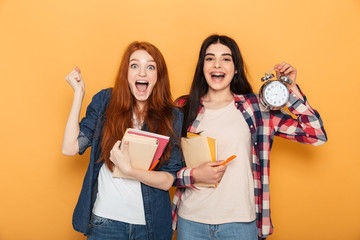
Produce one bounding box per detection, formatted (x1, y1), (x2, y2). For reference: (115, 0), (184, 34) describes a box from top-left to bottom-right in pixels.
(274, 87), (327, 145)
(289, 84), (304, 101)
(128, 169), (175, 191)
(62, 90), (84, 156)
(174, 161), (226, 187)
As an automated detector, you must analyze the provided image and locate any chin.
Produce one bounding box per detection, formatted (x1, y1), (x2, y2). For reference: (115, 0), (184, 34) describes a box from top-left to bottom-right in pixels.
(134, 94), (150, 102)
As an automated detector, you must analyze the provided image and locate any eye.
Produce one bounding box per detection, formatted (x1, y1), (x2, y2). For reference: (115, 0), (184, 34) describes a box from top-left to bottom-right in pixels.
(205, 57), (214, 61)
(223, 57), (232, 62)
(147, 65), (156, 70)
(130, 64), (138, 69)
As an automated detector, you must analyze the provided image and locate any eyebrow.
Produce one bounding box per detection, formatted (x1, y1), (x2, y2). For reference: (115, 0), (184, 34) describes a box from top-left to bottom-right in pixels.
(205, 53), (232, 57)
(129, 58), (156, 62)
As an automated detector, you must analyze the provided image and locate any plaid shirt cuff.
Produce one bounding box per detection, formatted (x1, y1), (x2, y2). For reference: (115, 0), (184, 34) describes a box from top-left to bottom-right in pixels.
(286, 85), (315, 115)
(174, 168), (197, 188)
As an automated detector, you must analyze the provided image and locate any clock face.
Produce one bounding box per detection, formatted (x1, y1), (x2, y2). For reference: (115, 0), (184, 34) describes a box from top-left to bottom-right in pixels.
(263, 81), (289, 107)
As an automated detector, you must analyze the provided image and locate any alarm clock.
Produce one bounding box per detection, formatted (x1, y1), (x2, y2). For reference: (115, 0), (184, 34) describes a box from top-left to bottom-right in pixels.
(259, 68), (293, 110)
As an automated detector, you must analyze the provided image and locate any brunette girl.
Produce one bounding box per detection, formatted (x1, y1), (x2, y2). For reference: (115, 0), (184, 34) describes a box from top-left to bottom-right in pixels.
(62, 42), (182, 240)
(173, 34), (327, 240)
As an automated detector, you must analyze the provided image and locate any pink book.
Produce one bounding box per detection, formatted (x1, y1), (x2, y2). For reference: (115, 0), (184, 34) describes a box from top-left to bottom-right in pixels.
(125, 128), (170, 169)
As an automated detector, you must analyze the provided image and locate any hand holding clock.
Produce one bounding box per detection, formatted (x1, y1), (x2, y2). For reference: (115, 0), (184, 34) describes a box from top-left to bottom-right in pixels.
(259, 62), (304, 110)
(274, 62), (303, 100)
(274, 62), (297, 89)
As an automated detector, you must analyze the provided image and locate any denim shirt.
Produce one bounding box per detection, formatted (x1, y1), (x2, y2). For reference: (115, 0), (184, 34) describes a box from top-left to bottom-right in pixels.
(72, 88), (183, 240)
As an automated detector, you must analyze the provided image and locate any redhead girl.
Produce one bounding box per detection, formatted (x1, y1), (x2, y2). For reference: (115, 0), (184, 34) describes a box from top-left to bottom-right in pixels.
(173, 34), (327, 240)
(62, 42), (183, 240)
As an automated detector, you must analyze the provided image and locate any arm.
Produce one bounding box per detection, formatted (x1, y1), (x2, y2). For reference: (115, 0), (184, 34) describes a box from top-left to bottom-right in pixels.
(272, 63), (327, 145)
(110, 141), (175, 191)
(62, 67), (85, 156)
(174, 162), (226, 187)
(110, 109), (186, 190)
(174, 99), (226, 187)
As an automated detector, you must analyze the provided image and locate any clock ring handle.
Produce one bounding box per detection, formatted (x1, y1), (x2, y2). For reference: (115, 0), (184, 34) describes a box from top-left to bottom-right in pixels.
(261, 68), (275, 82)
(279, 75), (293, 84)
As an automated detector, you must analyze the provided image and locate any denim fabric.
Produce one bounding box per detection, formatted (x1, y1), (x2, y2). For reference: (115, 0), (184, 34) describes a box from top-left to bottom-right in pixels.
(176, 216), (258, 240)
(87, 214), (147, 240)
(72, 88), (184, 240)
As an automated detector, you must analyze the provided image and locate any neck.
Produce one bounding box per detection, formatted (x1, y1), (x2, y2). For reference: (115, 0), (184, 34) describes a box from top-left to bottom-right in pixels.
(203, 88), (234, 109)
(135, 101), (145, 111)
(134, 102), (146, 119)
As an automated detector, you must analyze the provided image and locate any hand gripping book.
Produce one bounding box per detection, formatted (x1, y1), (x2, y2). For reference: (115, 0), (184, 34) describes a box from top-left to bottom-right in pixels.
(181, 132), (217, 187)
(112, 128), (170, 179)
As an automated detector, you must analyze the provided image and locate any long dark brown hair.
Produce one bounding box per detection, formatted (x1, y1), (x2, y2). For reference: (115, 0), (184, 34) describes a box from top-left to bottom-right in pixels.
(101, 41), (176, 171)
(180, 34), (253, 136)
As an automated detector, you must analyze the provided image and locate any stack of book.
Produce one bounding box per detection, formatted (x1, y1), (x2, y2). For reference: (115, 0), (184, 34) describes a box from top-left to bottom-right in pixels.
(181, 132), (217, 187)
(112, 128), (170, 179)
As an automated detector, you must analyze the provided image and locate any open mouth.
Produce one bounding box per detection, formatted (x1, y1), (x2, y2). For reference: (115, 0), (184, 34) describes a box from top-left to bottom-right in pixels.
(135, 80), (149, 92)
(210, 72), (225, 80)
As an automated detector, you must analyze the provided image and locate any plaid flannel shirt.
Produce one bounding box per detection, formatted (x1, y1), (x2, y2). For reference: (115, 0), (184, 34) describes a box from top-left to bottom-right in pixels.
(172, 86), (327, 239)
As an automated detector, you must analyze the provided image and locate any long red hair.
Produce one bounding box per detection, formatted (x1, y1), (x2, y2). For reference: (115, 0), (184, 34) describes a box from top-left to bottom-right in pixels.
(100, 41), (177, 171)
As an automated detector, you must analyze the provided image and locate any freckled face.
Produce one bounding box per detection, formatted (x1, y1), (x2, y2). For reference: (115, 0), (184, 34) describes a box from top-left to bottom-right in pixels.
(128, 50), (157, 108)
(203, 43), (237, 93)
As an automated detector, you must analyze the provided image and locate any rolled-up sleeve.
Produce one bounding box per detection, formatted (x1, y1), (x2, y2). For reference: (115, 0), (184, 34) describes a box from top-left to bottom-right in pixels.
(272, 85), (327, 146)
(78, 131), (91, 155)
(78, 89), (110, 155)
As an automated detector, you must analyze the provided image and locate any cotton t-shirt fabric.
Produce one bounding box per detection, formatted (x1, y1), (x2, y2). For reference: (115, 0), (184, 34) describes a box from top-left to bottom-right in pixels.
(92, 119), (145, 225)
(178, 101), (256, 224)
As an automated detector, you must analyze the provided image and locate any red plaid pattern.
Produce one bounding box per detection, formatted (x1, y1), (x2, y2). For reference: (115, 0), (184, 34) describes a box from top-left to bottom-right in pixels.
(172, 86), (327, 239)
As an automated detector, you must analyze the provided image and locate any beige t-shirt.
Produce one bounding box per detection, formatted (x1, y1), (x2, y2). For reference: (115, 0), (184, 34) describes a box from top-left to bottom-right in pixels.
(178, 101), (256, 224)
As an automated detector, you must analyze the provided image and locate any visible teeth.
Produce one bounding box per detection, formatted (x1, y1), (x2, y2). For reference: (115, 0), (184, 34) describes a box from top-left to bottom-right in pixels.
(211, 73), (224, 77)
(135, 80), (149, 92)
(136, 80), (148, 84)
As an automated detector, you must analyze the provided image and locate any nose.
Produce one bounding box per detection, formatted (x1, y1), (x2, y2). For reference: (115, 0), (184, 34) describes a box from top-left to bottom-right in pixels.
(214, 59), (221, 68)
(139, 66), (147, 76)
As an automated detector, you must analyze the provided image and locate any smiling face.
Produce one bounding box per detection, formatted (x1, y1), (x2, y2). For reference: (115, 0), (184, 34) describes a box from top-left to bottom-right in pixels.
(203, 43), (237, 94)
(127, 50), (157, 110)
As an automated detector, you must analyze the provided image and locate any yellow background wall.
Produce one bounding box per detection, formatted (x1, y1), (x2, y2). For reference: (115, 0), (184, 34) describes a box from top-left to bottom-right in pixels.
(0, 0), (359, 239)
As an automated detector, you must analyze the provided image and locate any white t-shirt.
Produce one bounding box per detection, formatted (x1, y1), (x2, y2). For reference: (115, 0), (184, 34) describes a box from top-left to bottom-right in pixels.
(92, 118), (145, 224)
(178, 101), (256, 224)
(92, 165), (145, 224)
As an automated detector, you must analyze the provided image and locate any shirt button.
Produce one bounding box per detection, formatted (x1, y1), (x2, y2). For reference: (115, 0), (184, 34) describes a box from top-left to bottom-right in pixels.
(243, 110), (246, 113)
(250, 125), (253, 128)
(255, 142), (257, 145)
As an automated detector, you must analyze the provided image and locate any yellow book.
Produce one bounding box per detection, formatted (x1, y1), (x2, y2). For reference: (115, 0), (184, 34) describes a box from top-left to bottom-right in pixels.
(206, 136), (216, 162)
(113, 133), (159, 179)
(181, 132), (217, 187)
